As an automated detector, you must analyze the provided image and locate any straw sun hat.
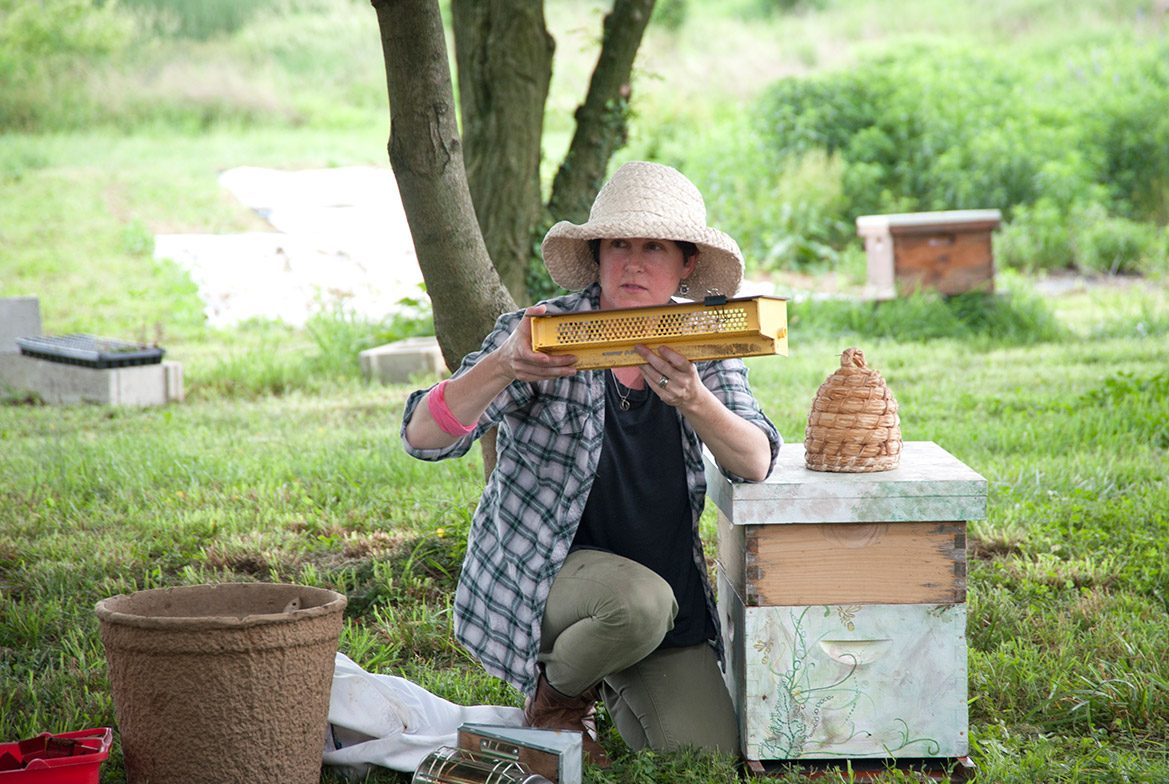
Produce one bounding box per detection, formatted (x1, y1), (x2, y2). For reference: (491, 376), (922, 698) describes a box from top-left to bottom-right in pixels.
(541, 161), (744, 299)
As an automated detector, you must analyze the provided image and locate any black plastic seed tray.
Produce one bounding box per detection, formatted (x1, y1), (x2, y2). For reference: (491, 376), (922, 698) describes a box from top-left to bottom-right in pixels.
(16, 335), (165, 369)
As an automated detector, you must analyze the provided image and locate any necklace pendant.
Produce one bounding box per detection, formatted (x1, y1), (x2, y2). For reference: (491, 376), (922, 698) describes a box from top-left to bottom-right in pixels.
(611, 369), (632, 411)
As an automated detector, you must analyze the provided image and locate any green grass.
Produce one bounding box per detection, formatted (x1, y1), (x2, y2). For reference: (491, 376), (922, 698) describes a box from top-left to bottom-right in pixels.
(3, 240), (1168, 782)
(3, 0), (1169, 781)
(2, 126), (1169, 784)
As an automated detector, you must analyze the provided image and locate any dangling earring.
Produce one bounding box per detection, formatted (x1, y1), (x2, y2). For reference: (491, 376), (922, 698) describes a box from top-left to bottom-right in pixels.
(679, 281), (690, 296)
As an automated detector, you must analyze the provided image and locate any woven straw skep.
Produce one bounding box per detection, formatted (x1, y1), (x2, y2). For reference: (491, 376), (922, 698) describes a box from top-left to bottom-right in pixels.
(805, 347), (902, 472)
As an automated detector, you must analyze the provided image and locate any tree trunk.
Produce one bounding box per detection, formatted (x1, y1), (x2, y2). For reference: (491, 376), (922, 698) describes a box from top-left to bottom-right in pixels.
(372, 0), (656, 480)
(452, 0), (554, 305)
(546, 0), (656, 224)
(371, 0), (516, 370)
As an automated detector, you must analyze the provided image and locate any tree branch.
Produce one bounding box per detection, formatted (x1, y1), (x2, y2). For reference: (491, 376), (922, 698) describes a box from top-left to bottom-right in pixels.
(371, 0), (516, 369)
(546, 0), (656, 224)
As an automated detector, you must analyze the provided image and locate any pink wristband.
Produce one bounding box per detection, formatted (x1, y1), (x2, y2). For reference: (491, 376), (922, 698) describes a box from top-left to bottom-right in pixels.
(426, 379), (478, 437)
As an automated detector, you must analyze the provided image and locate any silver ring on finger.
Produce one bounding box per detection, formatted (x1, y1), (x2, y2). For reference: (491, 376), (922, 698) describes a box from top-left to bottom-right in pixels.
(658, 375), (669, 388)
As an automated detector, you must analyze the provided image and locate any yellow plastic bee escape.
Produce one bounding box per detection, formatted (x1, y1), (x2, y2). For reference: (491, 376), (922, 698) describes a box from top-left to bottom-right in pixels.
(530, 295), (788, 370)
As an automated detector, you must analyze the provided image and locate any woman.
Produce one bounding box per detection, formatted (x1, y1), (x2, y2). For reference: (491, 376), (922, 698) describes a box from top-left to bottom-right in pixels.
(401, 161), (781, 766)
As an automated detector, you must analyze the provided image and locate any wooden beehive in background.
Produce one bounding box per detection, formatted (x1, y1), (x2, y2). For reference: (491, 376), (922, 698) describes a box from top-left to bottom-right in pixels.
(530, 295), (787, 370)
(706, 441), (986, 768)
(857, 209), (1001, 299)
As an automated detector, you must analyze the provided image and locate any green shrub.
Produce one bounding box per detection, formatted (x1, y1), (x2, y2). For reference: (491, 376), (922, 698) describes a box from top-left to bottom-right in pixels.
(117, 0), (269, 39)
(758, 44), (1085, 218)
(626, 110), (852, 272)
(1081, 45), (1169, 225)
(1072, 208), (1161, 276)
(652, 0), (688, 32)
(995, 199), (1075, 273)
(0, 0), (132, 74)
(790, 289), (1065, 345)
(726, 149), (852, 271)
(754, 39), (1169, 275)
(0, 0), (379, 132)
(0, 0), (134, 129)
(996, 199), (1163, 275)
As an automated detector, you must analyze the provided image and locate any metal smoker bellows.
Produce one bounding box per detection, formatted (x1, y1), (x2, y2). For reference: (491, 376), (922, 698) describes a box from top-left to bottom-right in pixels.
(530, 295), (788, 370)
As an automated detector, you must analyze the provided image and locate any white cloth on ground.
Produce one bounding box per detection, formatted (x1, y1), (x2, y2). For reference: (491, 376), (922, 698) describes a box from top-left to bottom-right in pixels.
(322, 652), (525, 775)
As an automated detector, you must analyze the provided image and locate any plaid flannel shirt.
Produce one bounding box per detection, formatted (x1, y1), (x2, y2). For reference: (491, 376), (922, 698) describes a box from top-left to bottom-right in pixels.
(400, 284), (781, 695)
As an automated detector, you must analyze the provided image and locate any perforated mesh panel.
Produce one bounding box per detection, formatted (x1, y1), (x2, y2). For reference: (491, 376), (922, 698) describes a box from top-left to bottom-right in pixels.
(551, 305), (750, 347)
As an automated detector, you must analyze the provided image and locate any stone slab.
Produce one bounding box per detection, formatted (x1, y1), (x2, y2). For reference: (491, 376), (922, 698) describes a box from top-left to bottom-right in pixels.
(1, 297), (42, 353)
(155, 166), (425, 328)
(0, 354), (183, 406)
(360, 336), (445, 384)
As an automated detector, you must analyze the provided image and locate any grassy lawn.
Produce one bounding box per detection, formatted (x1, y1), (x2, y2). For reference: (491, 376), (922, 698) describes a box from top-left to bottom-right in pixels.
(2, 129), (1168, 782)
(2, 0), (1168, 780)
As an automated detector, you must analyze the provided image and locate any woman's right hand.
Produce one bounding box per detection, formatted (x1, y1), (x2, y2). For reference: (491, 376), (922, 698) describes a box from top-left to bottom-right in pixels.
(495, 305), (578, 382)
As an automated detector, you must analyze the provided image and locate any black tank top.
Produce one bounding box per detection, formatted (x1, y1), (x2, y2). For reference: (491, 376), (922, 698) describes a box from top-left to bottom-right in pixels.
(571, 370), (713, 649)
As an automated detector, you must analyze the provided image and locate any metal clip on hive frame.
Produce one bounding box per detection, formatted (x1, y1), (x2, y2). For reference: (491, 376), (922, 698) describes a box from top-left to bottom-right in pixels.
(530, 295), (788, 370)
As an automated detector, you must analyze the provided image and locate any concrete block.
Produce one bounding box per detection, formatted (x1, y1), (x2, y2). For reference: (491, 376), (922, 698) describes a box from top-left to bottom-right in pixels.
(0, 354), (33, 399)
(0, 355), (183, 406)
(163, 361), (185, 403)
(360, 336), (445, 384)
(1, 297), (42, 353)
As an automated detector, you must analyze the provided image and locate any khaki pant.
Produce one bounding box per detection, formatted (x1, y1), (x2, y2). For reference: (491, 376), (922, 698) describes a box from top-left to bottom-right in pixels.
(538, 548), (739, 755)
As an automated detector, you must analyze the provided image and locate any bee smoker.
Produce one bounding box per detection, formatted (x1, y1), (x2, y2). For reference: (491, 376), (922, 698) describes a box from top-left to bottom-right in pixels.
(412, 746), (554, 784)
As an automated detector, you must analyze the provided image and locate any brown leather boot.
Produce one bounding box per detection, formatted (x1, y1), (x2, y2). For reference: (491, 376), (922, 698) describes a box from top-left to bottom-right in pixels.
(523, 670), (612, 768)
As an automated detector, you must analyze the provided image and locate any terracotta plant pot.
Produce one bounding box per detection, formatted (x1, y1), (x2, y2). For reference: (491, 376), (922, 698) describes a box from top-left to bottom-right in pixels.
(96, 583), (346, 784)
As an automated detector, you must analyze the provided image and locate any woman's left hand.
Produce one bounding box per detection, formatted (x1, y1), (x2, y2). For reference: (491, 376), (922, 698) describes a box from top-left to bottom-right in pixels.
(635, 344), (702, 409)
(634, 344), (772, 481)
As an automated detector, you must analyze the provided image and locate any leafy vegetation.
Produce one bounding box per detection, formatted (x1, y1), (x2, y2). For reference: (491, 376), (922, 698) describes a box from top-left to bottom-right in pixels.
(626, 1), (1169, 278)
(0, 0), (385, 131)
(749, 41), (1169, 275)
(3, 276), (1168, 783)
(791, 281), (1066, 346)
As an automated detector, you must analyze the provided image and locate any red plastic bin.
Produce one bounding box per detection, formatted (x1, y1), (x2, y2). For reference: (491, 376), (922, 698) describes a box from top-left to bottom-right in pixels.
(0, 728), (112, 784)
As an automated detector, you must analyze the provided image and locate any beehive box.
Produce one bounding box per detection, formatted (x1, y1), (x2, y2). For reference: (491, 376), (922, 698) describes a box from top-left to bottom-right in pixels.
(857, 210), (1001, 299)
(530, 296), (787, 370)
(705, 442), (986, 764)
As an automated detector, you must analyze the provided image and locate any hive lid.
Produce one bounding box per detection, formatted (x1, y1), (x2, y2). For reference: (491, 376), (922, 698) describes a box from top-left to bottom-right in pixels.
(856, 209), (1002, 237)
(705, 442), (987, 525)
